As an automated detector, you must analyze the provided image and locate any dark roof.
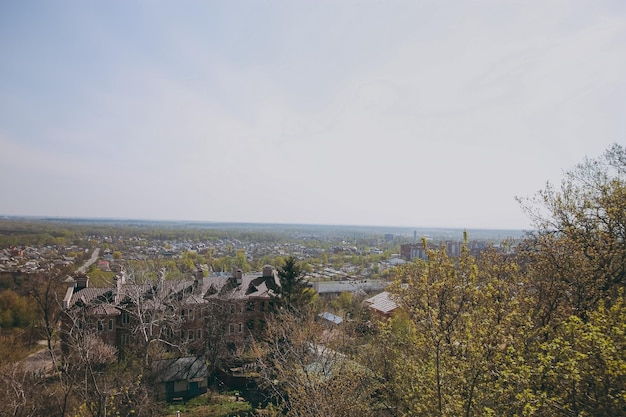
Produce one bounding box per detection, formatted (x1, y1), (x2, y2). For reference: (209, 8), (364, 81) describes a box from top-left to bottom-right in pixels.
(66, 270), (280, 315)
(71, 287), (109, 306)
(87, 304), (121, 316)
(152, 356), (208, 382)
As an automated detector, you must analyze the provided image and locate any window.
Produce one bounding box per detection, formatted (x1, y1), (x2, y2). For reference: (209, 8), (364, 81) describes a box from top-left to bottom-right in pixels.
(238, 323), (243, 333)
(260, 301), (266, 312)
(122, 312), (130, 325)
(108, 319), (113, 331)
(230, 304), (235, 314)
(189, 309), (194, 320)
(121, 333), (130, 345)
(246, 301), (255, 311)
(188, 330), (194, 340)
(229, 324), (235, 334)
(98, 320), (103, 332)
(197, 329), (202, 339)
(247, 320), (255, 330)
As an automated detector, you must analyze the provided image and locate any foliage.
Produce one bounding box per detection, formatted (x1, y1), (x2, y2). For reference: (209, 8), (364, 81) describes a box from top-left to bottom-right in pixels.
(360, 144), (626, 417)
(84, 268), (117, 287)
(255, 311), (378, 417)
(533, 297), (626, 416)
(275, 256), (316, 314)
(511, 144), (626, 415)
(369, 241), (525, 417)
(0, 290), (39, 328)
(518, 143), (626, 317)
(165, 391), (253, 417)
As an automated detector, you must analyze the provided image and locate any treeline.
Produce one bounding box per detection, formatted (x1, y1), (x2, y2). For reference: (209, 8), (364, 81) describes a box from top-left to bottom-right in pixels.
(0, 219), (290, 247)
(0, 221), (78, 247)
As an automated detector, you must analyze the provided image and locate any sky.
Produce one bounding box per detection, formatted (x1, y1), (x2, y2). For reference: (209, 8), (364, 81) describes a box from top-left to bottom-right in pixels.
(1, 1), (625, 230)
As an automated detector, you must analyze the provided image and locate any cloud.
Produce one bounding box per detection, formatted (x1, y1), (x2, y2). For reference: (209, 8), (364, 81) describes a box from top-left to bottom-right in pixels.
(0, 1), (624, 228)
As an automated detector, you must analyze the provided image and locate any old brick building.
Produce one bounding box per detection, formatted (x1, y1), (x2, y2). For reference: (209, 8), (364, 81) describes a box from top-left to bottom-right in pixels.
(61, 266), (281, 358)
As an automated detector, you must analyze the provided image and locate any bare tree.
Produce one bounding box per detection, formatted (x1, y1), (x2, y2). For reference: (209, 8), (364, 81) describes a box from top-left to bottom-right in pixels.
(117, 264), (189, 365)
(255, 311), (377, 416)
(0, 363), (41, 417)
(26, 267), (72, 351)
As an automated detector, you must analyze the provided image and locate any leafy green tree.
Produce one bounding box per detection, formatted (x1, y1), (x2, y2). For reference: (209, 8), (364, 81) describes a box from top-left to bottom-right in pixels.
(234, 249), (251, 273)
(364, 239), (531, 417)
(514, 143), (626, 415)
(533, 296), (626, 416)
(0, 290), (39, 328)
(275, 256), (315, 313)
(518, 143), (626, 318)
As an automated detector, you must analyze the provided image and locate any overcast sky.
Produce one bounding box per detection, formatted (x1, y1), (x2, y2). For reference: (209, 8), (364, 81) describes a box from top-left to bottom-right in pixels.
(1, 1), (624, 230)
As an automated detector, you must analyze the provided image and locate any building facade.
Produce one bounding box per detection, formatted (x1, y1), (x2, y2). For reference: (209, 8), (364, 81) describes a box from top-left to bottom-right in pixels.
(61, 266), (281, 359)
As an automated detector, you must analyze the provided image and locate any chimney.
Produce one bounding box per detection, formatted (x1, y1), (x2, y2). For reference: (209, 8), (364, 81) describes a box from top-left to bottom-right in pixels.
(232, 267), (243, 285)
(193, 268), (203, 292)
(112, 273), (124, 303)
(263, 265), (274, 278)
(75, 274), (89, 290)
(157, 267), (166, 291)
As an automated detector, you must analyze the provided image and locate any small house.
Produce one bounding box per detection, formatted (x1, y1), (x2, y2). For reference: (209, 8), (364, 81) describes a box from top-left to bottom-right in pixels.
(153, 356), (209, 402)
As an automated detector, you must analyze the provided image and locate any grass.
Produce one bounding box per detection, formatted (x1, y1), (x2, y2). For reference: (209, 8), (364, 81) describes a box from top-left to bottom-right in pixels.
(165, 391), (253, 417)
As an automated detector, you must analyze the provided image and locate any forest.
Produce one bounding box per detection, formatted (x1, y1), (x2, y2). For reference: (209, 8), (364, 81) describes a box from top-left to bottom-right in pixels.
(0, 144), (624, 417)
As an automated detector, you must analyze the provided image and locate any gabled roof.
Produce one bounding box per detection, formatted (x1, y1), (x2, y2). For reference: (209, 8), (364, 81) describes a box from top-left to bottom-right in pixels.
(202, 273), (279, 301)
(66, 270), (281, 315)
(86, 303), (121, 316)
(70, 287), (109, 306)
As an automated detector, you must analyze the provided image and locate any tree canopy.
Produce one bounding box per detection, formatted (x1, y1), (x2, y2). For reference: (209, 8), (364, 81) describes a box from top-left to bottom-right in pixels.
(275, 256), (315, 313)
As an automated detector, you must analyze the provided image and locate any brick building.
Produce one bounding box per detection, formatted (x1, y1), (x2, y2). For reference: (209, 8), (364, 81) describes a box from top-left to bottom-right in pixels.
(61, 266), (281, 358)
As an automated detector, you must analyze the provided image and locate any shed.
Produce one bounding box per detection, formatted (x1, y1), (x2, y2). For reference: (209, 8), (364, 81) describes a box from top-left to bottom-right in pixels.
(153, 356), (209, 402)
